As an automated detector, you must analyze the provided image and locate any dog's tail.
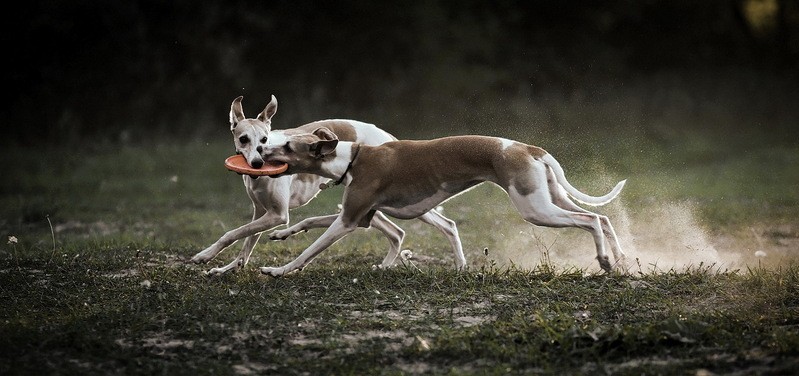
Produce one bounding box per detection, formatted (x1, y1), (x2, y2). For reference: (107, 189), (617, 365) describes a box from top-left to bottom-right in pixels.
(541, 153), (626, 206)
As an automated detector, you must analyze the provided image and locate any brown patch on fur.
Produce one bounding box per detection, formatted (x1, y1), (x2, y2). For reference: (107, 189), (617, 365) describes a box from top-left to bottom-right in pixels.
(528, 145), (547, 158)
(296, 120), (359, 142)
(496, 142), (541, 196)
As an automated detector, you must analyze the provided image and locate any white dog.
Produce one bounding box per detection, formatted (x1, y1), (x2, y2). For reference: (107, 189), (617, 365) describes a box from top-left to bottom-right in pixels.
(191, 96), (464, 275)
(258, 127), (627, 276)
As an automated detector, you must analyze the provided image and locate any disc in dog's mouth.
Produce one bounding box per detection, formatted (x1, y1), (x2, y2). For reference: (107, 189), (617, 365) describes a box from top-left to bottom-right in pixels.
(224, 155), (288, 176)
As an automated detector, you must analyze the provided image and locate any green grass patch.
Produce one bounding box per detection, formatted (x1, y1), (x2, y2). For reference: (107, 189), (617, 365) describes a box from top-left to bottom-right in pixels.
(1, 248), (798, 374)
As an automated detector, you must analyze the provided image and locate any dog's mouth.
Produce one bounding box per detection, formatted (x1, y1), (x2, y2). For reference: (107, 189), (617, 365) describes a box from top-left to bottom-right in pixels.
(265, 158), (291, 178)
(263, 155), (289, 165)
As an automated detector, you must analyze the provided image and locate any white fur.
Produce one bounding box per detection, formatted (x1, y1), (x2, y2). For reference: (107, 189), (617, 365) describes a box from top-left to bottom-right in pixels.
(191, 98), (463, 275)
(541, 154), (626, 206)
(319, 142), (353, 182)
(266, 131), (288, 147)
(499, 137), (515, 151)
(321, 119), (396, 145)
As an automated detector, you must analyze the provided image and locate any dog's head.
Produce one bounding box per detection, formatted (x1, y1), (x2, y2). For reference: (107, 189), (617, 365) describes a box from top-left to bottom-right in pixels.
(229, 95), (278, 169)
(262, 127), (339, 174)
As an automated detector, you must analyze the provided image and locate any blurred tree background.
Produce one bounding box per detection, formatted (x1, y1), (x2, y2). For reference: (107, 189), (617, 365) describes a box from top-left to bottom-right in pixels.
(2, 0), (797, 145)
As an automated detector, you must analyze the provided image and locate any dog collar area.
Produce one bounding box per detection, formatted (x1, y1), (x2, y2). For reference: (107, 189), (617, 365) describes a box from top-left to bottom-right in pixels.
(320, 144), (361, 190)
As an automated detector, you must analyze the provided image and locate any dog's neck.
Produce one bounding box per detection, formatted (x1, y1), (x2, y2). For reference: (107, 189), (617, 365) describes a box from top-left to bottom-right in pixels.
(318, 141), (357, 182)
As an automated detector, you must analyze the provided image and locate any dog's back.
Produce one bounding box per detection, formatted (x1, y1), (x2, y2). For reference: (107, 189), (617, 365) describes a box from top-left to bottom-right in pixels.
(297, 119), (396, 145)
(354, 135), (546, 184)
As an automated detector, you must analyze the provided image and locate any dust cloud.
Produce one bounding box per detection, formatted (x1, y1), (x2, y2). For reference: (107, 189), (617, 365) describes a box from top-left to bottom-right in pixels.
(494, 200), (746, 274)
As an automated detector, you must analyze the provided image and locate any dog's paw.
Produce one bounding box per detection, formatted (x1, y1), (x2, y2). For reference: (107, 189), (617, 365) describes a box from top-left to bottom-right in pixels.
(268, 229), (292, 241)
(191, 245), (222, 264)
(206, 267), (227, 276)
(611, 256), (631, 274)
(191, 253), (211, 264)
(205, 258), (245, 276)
(597, 255), (613, 274)
(260, 266), (286, 278)
(207, 264), (238, 276)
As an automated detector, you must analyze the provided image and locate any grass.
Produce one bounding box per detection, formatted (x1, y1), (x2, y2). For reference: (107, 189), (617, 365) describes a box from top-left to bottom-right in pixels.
(2, 82), (799, 373)
(2, 246), (798, 374)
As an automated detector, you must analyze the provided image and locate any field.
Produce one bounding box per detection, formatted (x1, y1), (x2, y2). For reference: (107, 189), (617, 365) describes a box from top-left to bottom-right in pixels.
(2, 77), (799, 374)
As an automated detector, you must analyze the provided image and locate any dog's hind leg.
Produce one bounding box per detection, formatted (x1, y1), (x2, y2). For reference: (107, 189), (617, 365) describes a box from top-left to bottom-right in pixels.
(417, 210), (466, 269)
(369, 211), (405, 268)
(545, 167), (627, 268)
(268, 214), (340, 240)
(505, 167), (611, 272)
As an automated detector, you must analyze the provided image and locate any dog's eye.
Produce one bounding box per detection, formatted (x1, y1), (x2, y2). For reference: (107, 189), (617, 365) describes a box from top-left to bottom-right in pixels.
(239, 136), (249, 145)
(260, 137), (267, 144)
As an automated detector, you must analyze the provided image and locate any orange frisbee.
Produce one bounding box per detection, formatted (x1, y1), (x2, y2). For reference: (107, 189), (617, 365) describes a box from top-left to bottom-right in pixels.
(224, 155), (288, 176)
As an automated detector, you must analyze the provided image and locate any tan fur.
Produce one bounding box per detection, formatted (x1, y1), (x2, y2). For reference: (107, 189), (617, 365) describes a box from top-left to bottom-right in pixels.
(259, 132), (627, 277)
(297, 120), (360, 141)
(342, 136), (544, 221)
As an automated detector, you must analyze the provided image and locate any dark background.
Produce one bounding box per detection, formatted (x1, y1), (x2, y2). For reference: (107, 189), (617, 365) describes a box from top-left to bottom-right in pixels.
(2, 0), (797, 145)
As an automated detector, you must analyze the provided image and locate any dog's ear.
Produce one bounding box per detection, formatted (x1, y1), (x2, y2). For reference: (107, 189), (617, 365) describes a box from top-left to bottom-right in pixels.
(230, 96), (246, 129)
(312, 127), (338, 141)
(257, 95), (278, 123)
(310, 127), (339, 158)
(309, 139), (339, 158)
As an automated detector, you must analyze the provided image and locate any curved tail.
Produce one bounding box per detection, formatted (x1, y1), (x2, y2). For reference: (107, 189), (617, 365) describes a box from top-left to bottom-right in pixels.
(541, 154), (626, 206)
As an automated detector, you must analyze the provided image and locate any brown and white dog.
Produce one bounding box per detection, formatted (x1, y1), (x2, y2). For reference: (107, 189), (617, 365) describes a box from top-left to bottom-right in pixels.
(191, 96), (465, 275)
(259, 128), (627, 276)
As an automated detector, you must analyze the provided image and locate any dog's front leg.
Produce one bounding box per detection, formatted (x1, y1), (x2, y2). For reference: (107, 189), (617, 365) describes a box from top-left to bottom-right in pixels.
(203, 202), (269, 275)
(207, 230), (265, 276)
(191, 209), (288, 265)
(260, 215), (356, 277)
